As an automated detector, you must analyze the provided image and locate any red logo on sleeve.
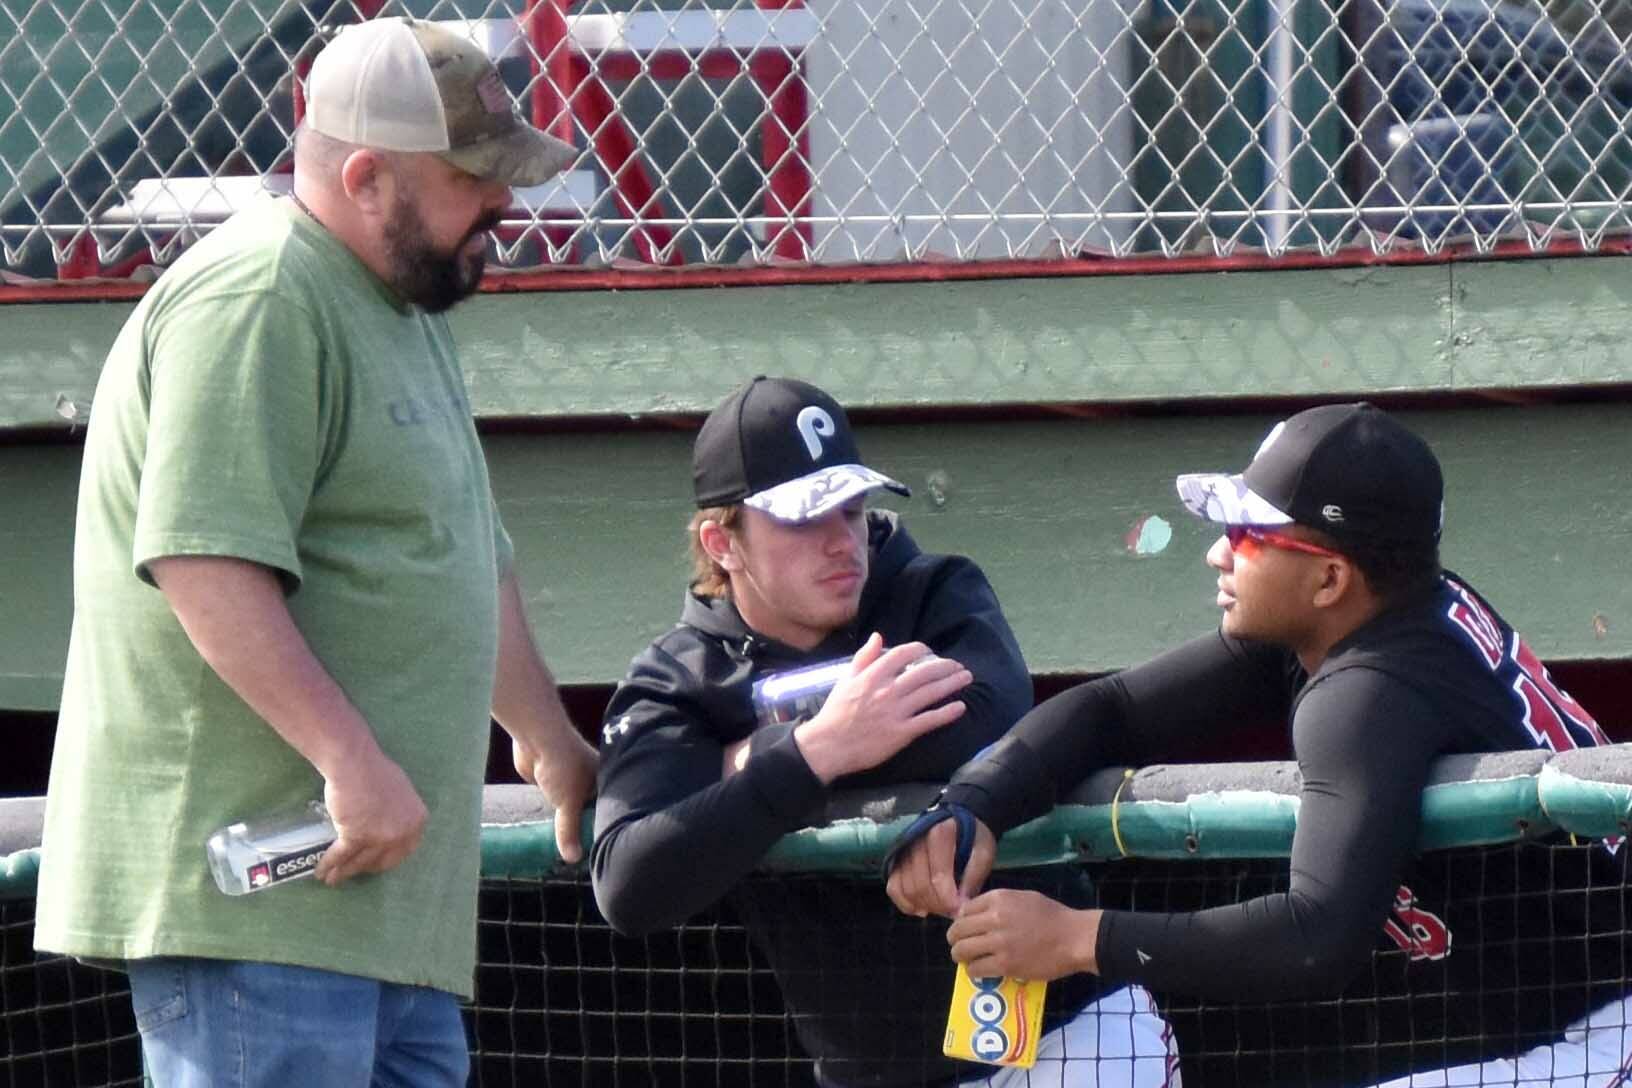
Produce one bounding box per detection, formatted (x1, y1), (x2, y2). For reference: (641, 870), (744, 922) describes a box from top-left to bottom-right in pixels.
(1381, 885), (1452, 961)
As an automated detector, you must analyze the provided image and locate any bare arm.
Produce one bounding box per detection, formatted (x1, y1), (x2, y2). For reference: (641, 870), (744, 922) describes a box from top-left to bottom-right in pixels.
(147, 555), (426, 886)
(492, 571), (599, 864)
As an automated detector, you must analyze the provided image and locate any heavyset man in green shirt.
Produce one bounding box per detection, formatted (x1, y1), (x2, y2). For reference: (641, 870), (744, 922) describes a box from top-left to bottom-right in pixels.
(33, 18), (597, 1087)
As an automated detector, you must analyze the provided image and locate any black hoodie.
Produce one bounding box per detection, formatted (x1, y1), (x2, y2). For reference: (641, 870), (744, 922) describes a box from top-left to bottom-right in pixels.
(591, 511), (1105, 1086)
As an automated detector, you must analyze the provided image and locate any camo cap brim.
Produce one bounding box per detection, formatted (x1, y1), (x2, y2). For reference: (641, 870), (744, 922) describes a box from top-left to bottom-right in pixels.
(411, 19), (577, 185)
(439, 127), (577, 187)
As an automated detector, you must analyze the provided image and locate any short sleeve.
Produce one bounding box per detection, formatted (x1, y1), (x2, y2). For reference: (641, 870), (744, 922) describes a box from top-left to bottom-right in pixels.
(492, 498), (514, 580)
(133, 290), (328, 592)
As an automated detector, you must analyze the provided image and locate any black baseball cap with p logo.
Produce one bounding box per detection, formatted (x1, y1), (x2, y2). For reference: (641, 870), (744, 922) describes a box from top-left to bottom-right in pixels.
(1174, 402), (1444, 547)
(693, 377), (910, 523)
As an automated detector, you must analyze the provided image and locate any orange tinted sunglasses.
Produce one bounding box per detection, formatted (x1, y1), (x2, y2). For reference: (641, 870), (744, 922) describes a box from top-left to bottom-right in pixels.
(1225, 524), (1344, 559)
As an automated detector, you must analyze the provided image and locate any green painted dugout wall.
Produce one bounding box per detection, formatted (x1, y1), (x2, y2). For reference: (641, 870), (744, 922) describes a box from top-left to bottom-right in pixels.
(3, 257), (1631, 711)
(4, 401), (1632, 712)
(5, 256), (1632, 430)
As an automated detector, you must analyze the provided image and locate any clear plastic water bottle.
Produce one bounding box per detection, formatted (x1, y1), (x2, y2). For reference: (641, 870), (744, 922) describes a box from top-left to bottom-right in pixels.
(751, 652), (943, 726)
(751, 658), (851, 726)
(205, 800), (336, 896)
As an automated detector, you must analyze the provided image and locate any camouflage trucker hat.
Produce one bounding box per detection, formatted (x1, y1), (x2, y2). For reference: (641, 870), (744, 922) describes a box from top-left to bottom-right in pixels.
(304, 17), (576, 186)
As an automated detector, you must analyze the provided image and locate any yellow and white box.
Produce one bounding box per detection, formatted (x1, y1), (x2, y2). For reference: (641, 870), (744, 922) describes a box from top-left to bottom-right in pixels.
(942, 964), (1046, 1068)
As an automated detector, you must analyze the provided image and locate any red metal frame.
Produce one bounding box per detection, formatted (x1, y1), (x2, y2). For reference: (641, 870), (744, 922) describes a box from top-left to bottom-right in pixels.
(754, 0), (814, 260)
(56, 1), (393, 280)
(29, 1), (1626, 294)
(53, 0), (816, 278)
(523, 0), (813, 265)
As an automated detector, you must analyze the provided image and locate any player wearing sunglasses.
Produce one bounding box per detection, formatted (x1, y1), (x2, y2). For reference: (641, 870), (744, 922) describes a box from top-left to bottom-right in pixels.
(887, 403), (1631, 1086)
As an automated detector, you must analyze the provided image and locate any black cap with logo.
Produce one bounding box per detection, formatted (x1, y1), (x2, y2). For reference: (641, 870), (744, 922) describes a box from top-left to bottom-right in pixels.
(1175, 402), (1444, 547)
(693, 377), (910, 523)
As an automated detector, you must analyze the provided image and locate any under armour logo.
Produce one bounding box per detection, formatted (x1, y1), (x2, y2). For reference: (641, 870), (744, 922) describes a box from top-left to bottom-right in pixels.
(602, 715), (632, 744)
(1321, 504), (1345, 523)
(796, 405), (837, 460)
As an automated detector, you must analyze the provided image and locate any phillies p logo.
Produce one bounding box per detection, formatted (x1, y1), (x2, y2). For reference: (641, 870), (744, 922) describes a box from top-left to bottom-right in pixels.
(796, 406), (836, 460)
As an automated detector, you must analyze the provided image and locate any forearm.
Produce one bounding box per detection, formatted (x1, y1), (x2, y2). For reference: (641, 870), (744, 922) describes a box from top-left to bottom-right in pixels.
(945, 634), (1290, 834)
(592, 732), (825, 934)
(491, 572), (579, 752)
(148, 555), (382, 777)
(940, 679), (1124, 834)
(1095, 669), (1441, 1001)
(593, 791), (797, 933)
(1096, 891), (1375, 1001)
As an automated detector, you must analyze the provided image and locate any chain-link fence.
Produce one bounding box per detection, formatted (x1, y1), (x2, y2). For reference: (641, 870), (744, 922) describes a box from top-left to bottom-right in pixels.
(3, 0), (1630, 280)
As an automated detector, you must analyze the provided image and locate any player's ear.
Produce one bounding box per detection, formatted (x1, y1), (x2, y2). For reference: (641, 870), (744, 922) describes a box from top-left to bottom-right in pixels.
(698, 519), (743, 572)
(1311, 556), (1356, 610)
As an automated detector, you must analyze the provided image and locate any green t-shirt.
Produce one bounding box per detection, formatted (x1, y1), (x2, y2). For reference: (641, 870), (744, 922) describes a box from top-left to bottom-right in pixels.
(34, 200), (513, 998)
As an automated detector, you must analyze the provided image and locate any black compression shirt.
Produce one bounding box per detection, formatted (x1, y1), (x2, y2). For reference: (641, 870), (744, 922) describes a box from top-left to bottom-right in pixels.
(1098, 646), (1445, 998)
(941, 574), (1624, 1011)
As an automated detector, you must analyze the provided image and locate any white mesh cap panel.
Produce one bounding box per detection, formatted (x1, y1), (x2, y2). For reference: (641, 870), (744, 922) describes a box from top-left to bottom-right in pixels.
(305, 19), (450, 153)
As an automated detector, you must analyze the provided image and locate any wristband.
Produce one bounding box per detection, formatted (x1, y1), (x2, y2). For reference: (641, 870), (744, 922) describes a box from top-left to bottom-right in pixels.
(880, 795), (977, 883)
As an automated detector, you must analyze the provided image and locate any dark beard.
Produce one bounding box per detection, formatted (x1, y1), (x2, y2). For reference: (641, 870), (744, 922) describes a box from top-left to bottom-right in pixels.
(382, 196), (502, 314)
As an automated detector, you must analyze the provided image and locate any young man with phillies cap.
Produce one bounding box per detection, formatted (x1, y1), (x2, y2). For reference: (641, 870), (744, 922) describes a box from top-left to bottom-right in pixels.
(592, 376), (1181, 1086)
(887, 403), (1632, 1085)
(35, 18), (595, 1086)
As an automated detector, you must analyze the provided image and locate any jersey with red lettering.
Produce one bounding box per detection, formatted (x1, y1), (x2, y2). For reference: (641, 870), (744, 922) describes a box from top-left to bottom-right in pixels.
(938, 571), (1628, 1083)
(1326, 575), (1625, 1075)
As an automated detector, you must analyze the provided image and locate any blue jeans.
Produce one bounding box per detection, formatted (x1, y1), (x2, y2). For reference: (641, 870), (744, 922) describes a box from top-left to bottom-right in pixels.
(125, 957), (470, 1088)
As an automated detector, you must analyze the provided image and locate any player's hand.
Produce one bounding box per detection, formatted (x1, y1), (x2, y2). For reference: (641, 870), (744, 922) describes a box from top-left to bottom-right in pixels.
(887, 815), (995, 918)
(793, 634), (972, 784)
(513, 732), (599, 864)
(947, 891), (1102, 981)
(316, 747), (428, 885)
